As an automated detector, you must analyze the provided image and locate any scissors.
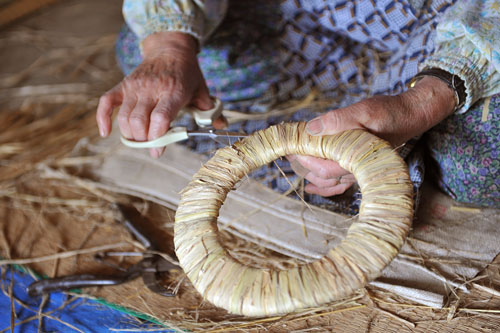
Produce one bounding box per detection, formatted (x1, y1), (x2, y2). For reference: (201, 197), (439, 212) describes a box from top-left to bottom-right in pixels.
(27, 204), (179, 297)
(120, 97), (247, 148)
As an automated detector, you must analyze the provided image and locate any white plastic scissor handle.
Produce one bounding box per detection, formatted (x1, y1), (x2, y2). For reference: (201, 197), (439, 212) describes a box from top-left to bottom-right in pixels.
(120, 97), (223, 149)
(187, 97), (223, 127)
(120, 127), (189, 148)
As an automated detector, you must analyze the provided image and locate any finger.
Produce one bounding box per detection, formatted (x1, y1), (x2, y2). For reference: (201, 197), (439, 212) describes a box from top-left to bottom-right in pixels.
(192, 85), (228, 129)
(192, 81), (227, 128)
(304, 173), (356, 189)
(148, 96), (185, 158)
(305, 108), (362, 136)
(116, 96), (137, 139)
(295, 155), (350, 179)
(305, 182), (354, 197)
(303, 172), (340, 188)
(212, 115), (228, 129)
(129, 98), (155, 141)
(96, 86), (123, 137)
(338, 174), (356, 184)
(191, 84), (213, 111)
(149, 146), (166, 159)
(289, 158), (311, 178)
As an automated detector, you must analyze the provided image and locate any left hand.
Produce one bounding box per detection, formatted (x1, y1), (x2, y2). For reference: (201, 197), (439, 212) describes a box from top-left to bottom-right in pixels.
(289, 76), (457, 197)
(96, 32), (226, 159)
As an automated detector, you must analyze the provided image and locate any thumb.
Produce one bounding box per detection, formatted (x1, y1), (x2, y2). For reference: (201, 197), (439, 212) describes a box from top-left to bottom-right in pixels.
(191, 84), (213, 111)
(192, 83), (228, 129)
(305, 108), (362, 136)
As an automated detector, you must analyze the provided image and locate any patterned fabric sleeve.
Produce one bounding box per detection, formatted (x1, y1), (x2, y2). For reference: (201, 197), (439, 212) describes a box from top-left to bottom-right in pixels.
(421, 0), (500, 113)
(122, 0), (228, 49)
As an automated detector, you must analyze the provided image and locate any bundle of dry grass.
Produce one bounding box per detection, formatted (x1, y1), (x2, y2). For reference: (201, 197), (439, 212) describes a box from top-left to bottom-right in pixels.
(175, 122), (414, 316)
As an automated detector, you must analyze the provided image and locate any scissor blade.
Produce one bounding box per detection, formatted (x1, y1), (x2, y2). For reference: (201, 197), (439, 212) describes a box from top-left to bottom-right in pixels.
(187, 129), (248, 140)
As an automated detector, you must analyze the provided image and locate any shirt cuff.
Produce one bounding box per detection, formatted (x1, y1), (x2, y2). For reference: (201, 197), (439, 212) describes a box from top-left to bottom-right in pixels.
(141, 13), (203, 41)
(136, 14), (203, 52)
(421, 40), (500, 114)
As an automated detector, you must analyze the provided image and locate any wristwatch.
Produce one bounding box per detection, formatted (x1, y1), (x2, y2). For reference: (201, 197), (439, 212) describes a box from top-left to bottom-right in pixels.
(409, 67), (467, 112)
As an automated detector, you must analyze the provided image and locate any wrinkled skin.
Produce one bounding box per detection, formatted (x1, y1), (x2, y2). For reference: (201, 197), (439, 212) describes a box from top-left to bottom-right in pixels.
(96, 32), (456, 198)
(288, 76), (457, 196)
(96, 32), (225, 158)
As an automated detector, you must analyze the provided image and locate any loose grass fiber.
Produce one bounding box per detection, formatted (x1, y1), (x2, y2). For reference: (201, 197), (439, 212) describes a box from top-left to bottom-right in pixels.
(175, 122), (414, 317)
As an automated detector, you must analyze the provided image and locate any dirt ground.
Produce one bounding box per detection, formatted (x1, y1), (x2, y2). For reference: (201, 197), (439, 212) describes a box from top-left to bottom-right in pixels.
(0, 1), (499, 332)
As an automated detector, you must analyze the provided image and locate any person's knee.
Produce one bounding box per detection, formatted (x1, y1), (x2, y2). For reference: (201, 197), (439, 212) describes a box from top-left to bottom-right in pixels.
(426, 95), (499, 207)
(438, 161), (498, 206)
(428, 136), (499, 207)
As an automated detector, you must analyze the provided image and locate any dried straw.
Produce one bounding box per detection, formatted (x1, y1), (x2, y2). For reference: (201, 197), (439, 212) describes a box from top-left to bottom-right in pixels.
(0, 242), (131, 266)
(175, 122), (414, 316)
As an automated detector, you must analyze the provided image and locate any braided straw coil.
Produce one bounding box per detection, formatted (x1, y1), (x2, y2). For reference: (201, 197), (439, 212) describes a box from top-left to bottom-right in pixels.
(174, 122), (413, 316)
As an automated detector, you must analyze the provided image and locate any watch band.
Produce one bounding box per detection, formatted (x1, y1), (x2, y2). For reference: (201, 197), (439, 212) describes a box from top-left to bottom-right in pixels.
(409, 67), (467, 111)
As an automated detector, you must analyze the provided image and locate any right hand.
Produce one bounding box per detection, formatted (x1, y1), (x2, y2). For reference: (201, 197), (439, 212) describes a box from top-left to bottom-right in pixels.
(96, 32), (219, 158)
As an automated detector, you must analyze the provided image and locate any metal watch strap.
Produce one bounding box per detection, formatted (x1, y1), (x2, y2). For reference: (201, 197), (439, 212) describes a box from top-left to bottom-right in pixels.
(409, 67), (467, 111)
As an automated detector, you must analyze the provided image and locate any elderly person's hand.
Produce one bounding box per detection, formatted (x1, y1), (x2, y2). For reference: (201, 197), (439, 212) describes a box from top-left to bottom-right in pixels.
(289, 76), (458, 197)
(96, 32), (224, 158)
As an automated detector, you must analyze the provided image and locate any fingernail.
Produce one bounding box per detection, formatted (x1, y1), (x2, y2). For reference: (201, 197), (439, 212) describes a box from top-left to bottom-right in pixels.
(306, 117), (323, 135)
(197, 97), (214, 110)
(289, 159), (310, 178)
(151, 147), (165, 158)
(99, 128), (106, 137)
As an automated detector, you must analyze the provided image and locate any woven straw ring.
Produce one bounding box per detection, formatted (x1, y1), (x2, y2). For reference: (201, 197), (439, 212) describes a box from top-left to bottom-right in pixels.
(174, 122), (413, 317)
